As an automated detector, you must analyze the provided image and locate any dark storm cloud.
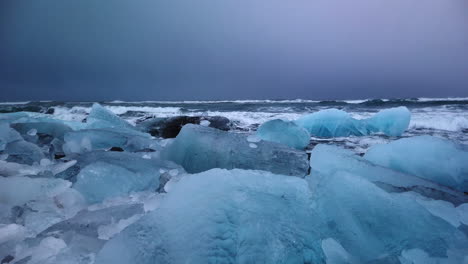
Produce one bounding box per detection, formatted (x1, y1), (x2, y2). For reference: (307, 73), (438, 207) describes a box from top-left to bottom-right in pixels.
(1, 0), (467, 101)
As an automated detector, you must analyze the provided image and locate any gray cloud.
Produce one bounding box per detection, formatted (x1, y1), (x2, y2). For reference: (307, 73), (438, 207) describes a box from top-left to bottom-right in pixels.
(1, 0), (467, 101)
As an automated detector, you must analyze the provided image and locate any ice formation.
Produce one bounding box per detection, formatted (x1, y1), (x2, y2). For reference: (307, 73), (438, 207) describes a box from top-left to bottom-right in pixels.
(365, 136), (468, 192)
(86, 103), (136, 131)
(295, 106), (411, 137)
(96, 169), (325, 264)
(162, 124), (309, 176)
(307, 170), (468, 263)
(1, 105), (467, 264)
(73, 161), (160, 203)
(310, 144), (467, 205)
(256, 119), (310, 149)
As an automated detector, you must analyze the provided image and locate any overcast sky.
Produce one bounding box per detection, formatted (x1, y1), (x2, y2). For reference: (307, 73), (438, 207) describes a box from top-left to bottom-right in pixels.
(1, 0), (467, 101)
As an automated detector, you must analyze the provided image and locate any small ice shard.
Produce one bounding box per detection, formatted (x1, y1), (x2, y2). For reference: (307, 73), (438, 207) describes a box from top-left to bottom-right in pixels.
(96, 169), (324, 264)
(364, 136), (468, 192)
(73, 161), (160, 203)
(295, 107), (410, 138)
(27, 128), (37, 136)
(199, 120), (210, 126)
(307, 171), (468, 263)
(256, 119), (310, 149)
(162, 124), (309, 176)
(310, 144), (467, 205)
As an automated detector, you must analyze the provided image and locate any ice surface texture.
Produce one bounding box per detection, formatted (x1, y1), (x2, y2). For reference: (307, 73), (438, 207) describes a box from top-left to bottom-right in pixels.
(365, 135), (468, 192)
(163, 124), (309, 176)
(73, 161), (160, 203)
(310, 144), (467, 205)
(96, 169), (325, 264)
(256, 119), (310, 149)
(307, 170), (468, 263)
(295, 106), (411, 137)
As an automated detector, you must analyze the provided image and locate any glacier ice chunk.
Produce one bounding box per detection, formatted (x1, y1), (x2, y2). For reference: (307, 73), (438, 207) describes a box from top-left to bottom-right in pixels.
(307, 171), (468, 262)
(87, 103), (135, 131)
(62, 129), (156, 154)
(73, 161), (160, 203)
(295, 107), (410, 138)
(3, 140), (45, 165)
(310, 144), (467, 205)
(256, 119), (310, 149)
(162, 124), (309, 176)
(0, 123), (22, 151)
(364, 136), (468, 192)
(365, 106), (411, 137)
(96, 169), (324, 264)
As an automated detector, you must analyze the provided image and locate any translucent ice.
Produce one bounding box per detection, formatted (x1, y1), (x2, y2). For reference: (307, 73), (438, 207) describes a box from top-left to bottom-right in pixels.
(310, 144), (467, 205)
(87, 103), (135, 131)
(364, 136), (468, 192)
(62, 128), (157, 154)
(11, 121), (72, 140)
(0, 123), (22, 151)
(0, 176), (85, 234)
(73, 161), (160, 203)
(365, 106), (411, 137)
(162, 124), (309, 176)
(256, 119), (310, 149)
(58, 151), (178, 184)
(3, 140), (45, 165)
(307, 171), (468, 262)
(295, 107), (410, 137)
(96, 169), (324, 264)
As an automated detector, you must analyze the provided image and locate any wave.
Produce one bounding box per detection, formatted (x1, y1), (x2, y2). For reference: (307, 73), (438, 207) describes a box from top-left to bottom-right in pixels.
(105, 97), (468, 105)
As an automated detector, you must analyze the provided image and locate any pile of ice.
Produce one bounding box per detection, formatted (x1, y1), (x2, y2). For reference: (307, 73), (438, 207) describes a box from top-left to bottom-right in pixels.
(1, 103), (467, 264)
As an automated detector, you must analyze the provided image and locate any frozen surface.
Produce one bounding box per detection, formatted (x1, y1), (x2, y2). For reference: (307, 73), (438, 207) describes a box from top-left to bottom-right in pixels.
(4, 140), (45, 165)
(307, 171), (468, 263)
(73, 162), (160, 203)
(63, 129), (157, 154)
(86, 103), (136, 131)
(163, 124), (309, 176)
(256, 119), (310, 149)
(295, 107), (410, 138)
(310, 144), (467, 205)
(0, 176), (85, 236)
(0, 123), (22, 151)
(365, 136), (468, 192)
(96, 169), (324, 264)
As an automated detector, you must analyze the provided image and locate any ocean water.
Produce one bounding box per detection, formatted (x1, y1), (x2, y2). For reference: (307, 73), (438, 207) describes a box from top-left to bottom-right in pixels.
(1, 97), (467, 153)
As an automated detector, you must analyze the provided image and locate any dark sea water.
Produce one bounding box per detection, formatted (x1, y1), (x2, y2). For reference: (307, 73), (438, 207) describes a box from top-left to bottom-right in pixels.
(1, 97), (467, 153)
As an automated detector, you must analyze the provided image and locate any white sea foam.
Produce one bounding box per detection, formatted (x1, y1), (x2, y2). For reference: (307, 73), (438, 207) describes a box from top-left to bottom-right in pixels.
(0, 101), (30, 105)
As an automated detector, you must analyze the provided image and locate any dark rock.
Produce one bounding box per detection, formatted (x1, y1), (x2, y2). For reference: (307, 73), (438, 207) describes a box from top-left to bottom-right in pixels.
(108, 146), (124, 152)
(1, 255), (14, 264)
(45, 108), (55, 114)
(138, 116), (232, 138)
(54, 154), (66, 159)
